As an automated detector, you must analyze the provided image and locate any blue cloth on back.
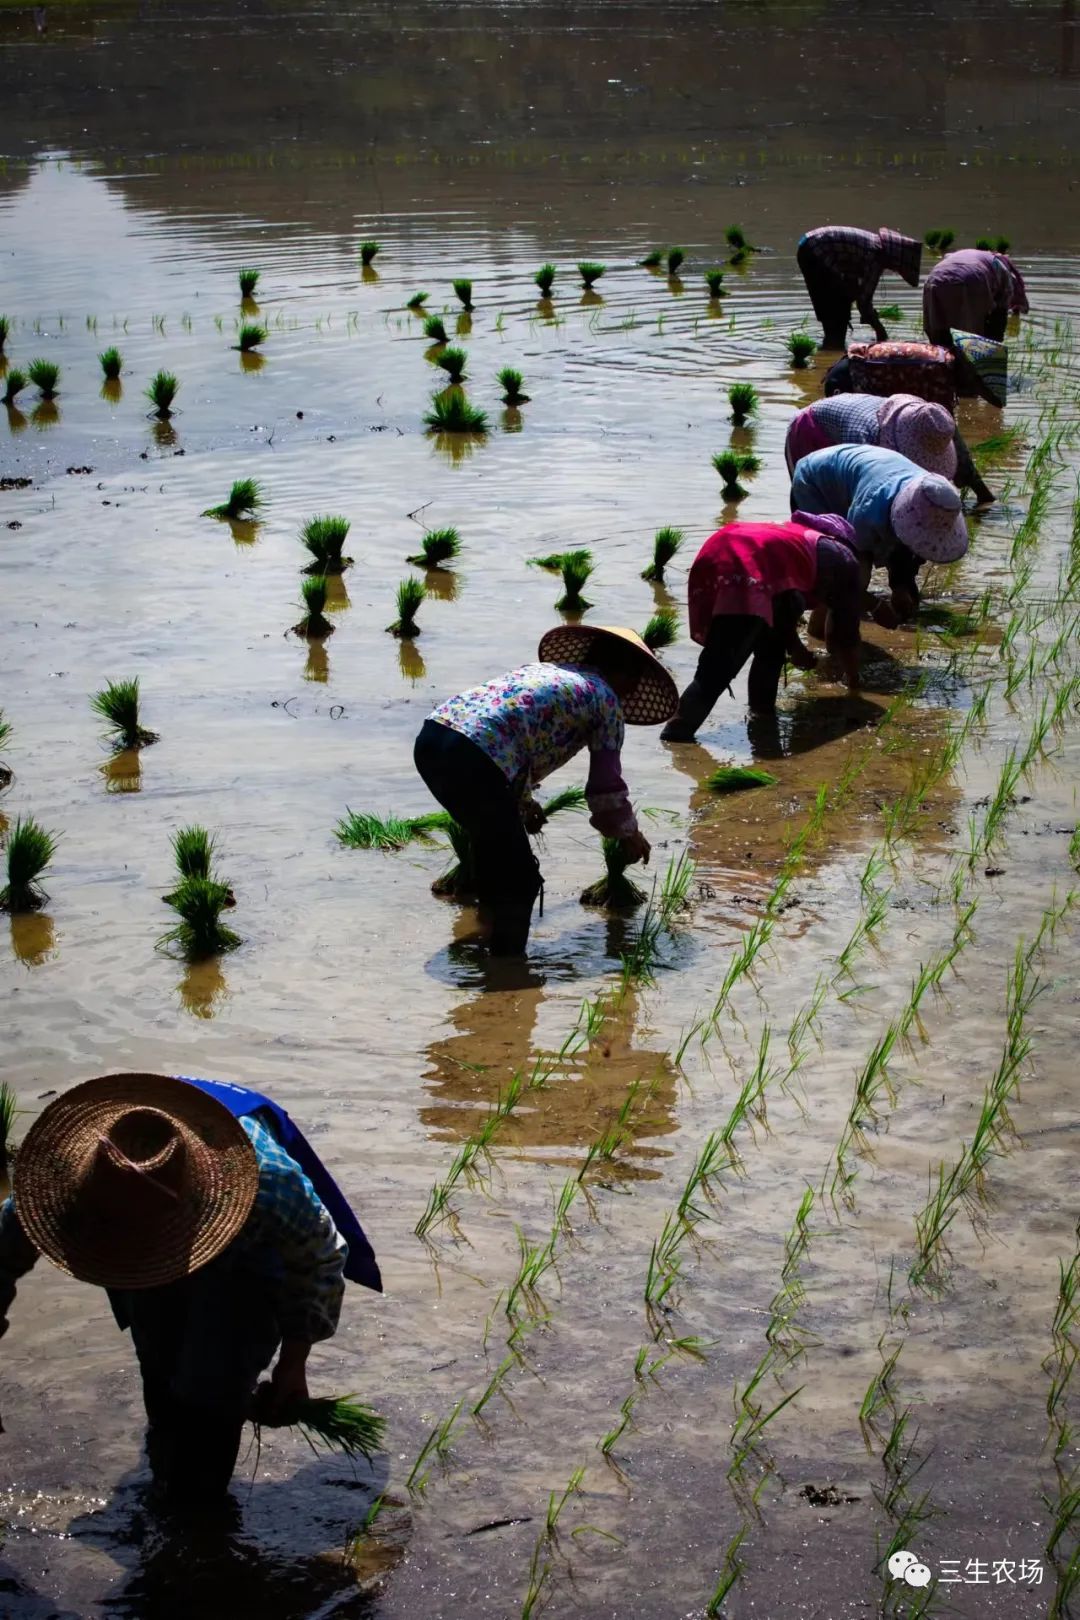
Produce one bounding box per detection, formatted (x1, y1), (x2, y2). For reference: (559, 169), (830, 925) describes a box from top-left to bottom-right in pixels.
(177, 1076), (382, 1293)
(790, 443), (920, 563)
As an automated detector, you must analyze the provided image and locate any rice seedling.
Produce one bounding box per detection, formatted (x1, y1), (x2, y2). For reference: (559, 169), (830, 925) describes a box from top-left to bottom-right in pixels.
(359, 241), (380, 266)
(0, 314), (9, 350)
(972, 423), (1025, 467)
(706, 1526), (747, 1615)
(725, 224), (754, 263)
(238, 267), (260, 298)
(534, 263), (556, 296)
(406, 291), (428, 310)
(435, 345), (467, 384)
(641, 525), (684, 582)
(91, 677), (158, 750)
(299, 513), (352, 574)
(639, 248), (664, 267)
(975, 235), (1011, 253)
(292, 576), (335, 639)
(98, 347), (122, 380)
(521, 1542), (552, 1620)
(545, 1466), (585, 1538)
(235, 322), (266, 351)
(705, 764), (778, 792)
(0, 1079), (16, 1172)
(28, 358), (59, 398)
(335, 809), (445, 850)
(666, 247), (685, 275)
(406, 1398), (464, 1493)
(0, 817), (58, 914)
(498, 366), (529, 405)
(424, 392), (488, 433)
(406, 526), (461, 569)
(423, 315), (448, 345)
(387, 577), (425, 638)
(452, 278), (473, 310)
(642, 608), (678, 651)
(786, 330), (816, 368)
(145, 370), (179, 417)
(877, 303), (903, 322)
(252, 1392), (384, 1461)
(712, 449), (761, 498)
(159, 875), (241, 958)
(203, 477), (263, 520)
(931, 228), (955, 250)
(577, 262), (606, 289)
(581, 836), (648, 910)
(599, 1391), (637, 1457)
(555, 548), (594, 611)
(703, 267), (727, 298)
(169, 825), (217, 886)
(2, 369), (26, 406)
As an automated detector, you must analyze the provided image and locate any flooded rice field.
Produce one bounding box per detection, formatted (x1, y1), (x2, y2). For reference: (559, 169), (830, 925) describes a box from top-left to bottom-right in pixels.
(1, 2), (1079, 1616)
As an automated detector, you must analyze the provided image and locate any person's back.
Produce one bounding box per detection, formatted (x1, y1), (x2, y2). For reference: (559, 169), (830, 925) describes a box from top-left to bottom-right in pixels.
(791, 443), (917, 561)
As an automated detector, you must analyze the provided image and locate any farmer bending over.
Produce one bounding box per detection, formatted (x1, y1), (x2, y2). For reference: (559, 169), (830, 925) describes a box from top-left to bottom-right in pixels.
(0, 1072), (381, 1510)
(923, 247), (1029, 347)
(414, 626), (677, 956)
(796, 225), (922, 348)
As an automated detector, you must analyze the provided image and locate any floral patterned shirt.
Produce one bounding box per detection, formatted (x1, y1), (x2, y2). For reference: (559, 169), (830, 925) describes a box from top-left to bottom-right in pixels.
(430, 662), (638, 837)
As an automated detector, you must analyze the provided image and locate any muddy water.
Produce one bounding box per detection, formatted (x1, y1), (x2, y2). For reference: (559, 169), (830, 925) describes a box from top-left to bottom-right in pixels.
(1, 2), (1079, 1616)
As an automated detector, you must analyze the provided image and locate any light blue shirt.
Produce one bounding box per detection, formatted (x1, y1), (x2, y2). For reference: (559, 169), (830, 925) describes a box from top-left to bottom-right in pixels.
(790, 443), (920, 563)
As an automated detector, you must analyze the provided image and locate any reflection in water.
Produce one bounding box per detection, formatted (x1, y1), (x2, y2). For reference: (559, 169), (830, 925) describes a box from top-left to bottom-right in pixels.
(10, 912), (57, 966)
(580, 289), (604, 308)
(239, 349), (265, 374)
(535, 297), (557, 325)
(101, 377), (122, 404)
(430, 430), (485, 464)
(454, 312), (472, 338)
(31, 399), (60, 431)
(151, 417), (178, 449)
(398, 639), (426, 684)
(360, 265), (380, 286)
(420, 567), (458, 603)
(102, 748), (143, 793)
(324, 574), (351, 614)
(667, 274), (686, 298)
(178, 956), (229, 1019)
(5, 403), (28, 434)
(501, 405), (523, 434)
(303, 640), (329, 684)
(228, 517), (259, 547)
(240, 296), (261, 317)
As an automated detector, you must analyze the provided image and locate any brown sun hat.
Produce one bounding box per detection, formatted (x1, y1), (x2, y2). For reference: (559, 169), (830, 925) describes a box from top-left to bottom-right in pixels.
(537, 624), (678, 725)
(12, 1073), (259, 1290)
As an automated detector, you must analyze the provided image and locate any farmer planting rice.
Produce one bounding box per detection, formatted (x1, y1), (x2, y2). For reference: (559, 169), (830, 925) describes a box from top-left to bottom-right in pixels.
(0, 1073), (381, 1509)
(796, 225), (922, 348)
(790, 442), (969, 625)
(659, 516), (863, 743)
(784, 392), (957, 480)
(414, 626), (677, 955)
(922, 246), (1029, 346)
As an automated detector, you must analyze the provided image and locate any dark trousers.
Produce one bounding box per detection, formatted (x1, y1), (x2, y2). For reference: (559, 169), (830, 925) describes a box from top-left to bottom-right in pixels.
(664, 601), (802, 738)
(797, 241), (852, 348)
(414, 718), (542, 954)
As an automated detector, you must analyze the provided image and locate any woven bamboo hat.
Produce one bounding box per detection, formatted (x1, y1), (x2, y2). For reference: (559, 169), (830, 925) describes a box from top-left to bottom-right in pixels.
(13, 1073), (259, 1290)
(538, 624), (678, 725)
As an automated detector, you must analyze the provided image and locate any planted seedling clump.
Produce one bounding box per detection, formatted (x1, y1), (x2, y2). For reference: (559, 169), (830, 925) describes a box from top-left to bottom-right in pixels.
(204, 478), (264, 520)
(99, 347), (122, 380)
(498, 367), (529, 405)
(642, 525), (684, 582)
(435, 346), (468, 384)
(2, 369), (26, 406)
(577, 262), (606, 289)
(236, 322), (267, 351)
(581, 836), (647, 911)
(0, 314), (9, 351)
(728, 382), (759, 425)
(91, 677), (158, 750)
(146, 371), (179, 417)
(360, 241), (380, 266)
(238, 268), (261, 298)
(787, 330), (816, 368)
(407, 527), (461, 568)
(639, 249), (664, 268)
(706, 765), (778, 792)
(160, 875), (240, 959)
(424, 392), (488, 433)
(293, 576), (335, 638)
(423, 315), (448, 345)
(534, 263), (556, 297)
(705, 268), (726, 297)
(975, 235), (1011, 253)
(28, 359), (59, 398)
(0, 816), (58, 914)
(171, 824), (217, 882)
(300, 514), (352, 574)
(642, 608), (678, 651)
(713, 450), (761, 498)
(388, 577), (425, 638)
(925, 228), (955, 251)
(726, 225), (755, 264)
(667, 247), (685, 275)
(555, 549), (594, 612)
(452, 278), (474, 311)
(407, 291), (429, 310)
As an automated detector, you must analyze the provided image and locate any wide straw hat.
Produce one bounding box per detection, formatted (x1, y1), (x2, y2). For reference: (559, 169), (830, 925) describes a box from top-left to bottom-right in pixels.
(537, 624), (678, 725)
(890, 476), (969, 564)
(877, 395), (958, 480)
(13, 1073), (259, 1290)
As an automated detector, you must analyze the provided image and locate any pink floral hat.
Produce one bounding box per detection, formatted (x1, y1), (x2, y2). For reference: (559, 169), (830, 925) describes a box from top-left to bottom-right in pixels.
(877, 395), (958, 480)
(890, 476), (969, 563)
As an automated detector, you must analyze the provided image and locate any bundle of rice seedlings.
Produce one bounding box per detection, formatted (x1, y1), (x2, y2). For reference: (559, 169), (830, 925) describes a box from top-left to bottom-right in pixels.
(171, 825), (217, 881)
(581, 836), (648, 911)
(98, 347), (122, 380)
(642, 608), (678, 650)
(299, 513), (352, 574)
(91, 677), (158, 750)
(159, 875), (241, 958)
(924, 229), (942, 249)
(666, 247), (685, 275)
(536, 785), (587, 818)
(705, 764), (778, 792)
(406, 291), (429, 310)
(387, 577), (425, 638)
(2, 369), (26, 406)
(251, 1392), (385, 1461)
(0, 314), (9, 351)
(725, 224), (754, 264)
(435, 346), (467, 384)
(641, 525), (684, 582)
(360, 241), (380, 266)
(146, 371), (179, 417)
(423, 315), (448, 345)
(293, 576), (335, 638)
(235, 322), (266, 351)
(877, 303), (903, 322)
(452, 278), (473, 311)
(238, 268), (260, 298)
(924, 228), (954, 252)
(0, 817), (58, 913)
(424, 392), (488, 433)
(555, 549), (594, 611)
(28, 359), (60, 398)
(0, 1079), (16, 1174)
(429, 814), (476, 897)
(204, 477), (264, 520)
(712, 450), (761, 498)
(786, 330), (816, 368)
(498, 367), (529, 405)
(728, 381), (759, 424)
(335, 809), (446, 850)
(406, 527), (460, 568)
(0, 708), (11, 788)
(534, 263), (557, 296)
(705, 268), (726, 297)
(639, 248), (664, 268)
(577, 262), (606, 289)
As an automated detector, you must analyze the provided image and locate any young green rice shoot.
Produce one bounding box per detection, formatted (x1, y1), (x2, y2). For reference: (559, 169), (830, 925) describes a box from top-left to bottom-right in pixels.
(0, 314), (9, 350)
(238, 267), (260, 298)
(294, 576), (335, 638)
(299, 514), (352, 574)
(666, 247), (685, 275)
(642, 609), (678, 651)
(359, 241), (380, 266)
(787, 330), (817, 368)
(28, 358), (60, 398)
(927, 228), (955, 251)
(171, 825), (216, 882)
(726, 224), (753, 263)
(407, 527), (461, 569)
(642, 525), (684, 581)
(98, 347), (122, 380)
(146, 370), (179, 416)
(0, 816), (58, 914)
(877, 303), (903, 322)
(713, 449), (761, 497)
(159, 875), (240, 958)
(388, 577), (425, 638)
(555, 549), (594, 611)
(424, 392), (488, 433)
(577, 262), (606, 288)
(728, 381), (759, 424)
(435, 346), (467, 384)
(975, 235), (1011, 253)
(534, 263), (556, 296)
(2, 369), (26, 405)
(91, 677), (158, 750)
(423, 315), (448, 345)
(406, 291), (429, 310)
(704, 268), (726, 297)
(335, 809), (446, 851)
(706, 764), (778, 793)
(498, 366), (529, 405)
(203, 477), (263, 520)
(581, 836), (647, 910)
(452, 278), (473, 310)
(252, 1393), (385, 1461)
(236, 322), (266, 351)
(639, 248), (664, 268)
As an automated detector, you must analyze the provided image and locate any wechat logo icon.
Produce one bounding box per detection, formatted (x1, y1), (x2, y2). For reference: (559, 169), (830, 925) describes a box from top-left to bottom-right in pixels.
(888, 1550), (932, 1588)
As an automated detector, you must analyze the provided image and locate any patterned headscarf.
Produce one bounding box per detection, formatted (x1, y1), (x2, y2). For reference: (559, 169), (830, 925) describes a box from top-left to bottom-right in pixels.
(878, 229), (922, 288)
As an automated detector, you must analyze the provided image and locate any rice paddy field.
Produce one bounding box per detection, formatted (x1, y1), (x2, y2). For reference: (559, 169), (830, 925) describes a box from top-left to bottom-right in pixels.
(1, 2), (1079, 1617)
